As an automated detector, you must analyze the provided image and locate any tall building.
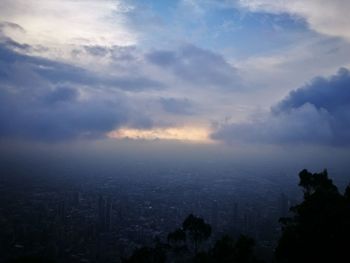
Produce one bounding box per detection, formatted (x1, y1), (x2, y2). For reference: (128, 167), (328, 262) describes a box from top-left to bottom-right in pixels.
(211, 200), (219, 230)
(98, 195), (106, 232)
(105, 196), (112, 232)
(58, 199), (66, 224)
(232, 202), (238, 227)
(98, 195), (112, 232)
(72, 191), (80, 207)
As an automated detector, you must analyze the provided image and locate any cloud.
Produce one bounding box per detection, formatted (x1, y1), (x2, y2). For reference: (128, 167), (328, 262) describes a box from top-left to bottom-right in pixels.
(238, 0), (350, 41)
(159, 97), (194, 115)
(212, 68), (350, 146)
(0, 35), (249, 142)
(0, 21), (25, 32)
(211, 103), (333, 145)
(0, 0), (136, 47)
(80, 45), (137, 62)
(274, 68), (350, 113)
(0, 93), (129, 141)
(44, 86), (78, 104)
(0, 41), (163, 92)
(236, 36), (350, 104)
(0, 22), (31, 51)
(146, 45), (241, 90)
(0, 40), (156, 141)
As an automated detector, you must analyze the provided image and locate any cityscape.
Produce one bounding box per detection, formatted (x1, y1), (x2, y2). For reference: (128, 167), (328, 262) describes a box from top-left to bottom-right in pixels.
(1, 161), (297, 262)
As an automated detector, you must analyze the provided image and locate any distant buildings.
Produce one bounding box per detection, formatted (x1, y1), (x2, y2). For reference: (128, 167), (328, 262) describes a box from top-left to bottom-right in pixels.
(98, 195), (112, 232)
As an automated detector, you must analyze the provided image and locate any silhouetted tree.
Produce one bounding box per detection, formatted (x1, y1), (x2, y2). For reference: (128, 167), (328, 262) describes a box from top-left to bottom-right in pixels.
(213, 235), (260, 263)
(10, 256), (56, 263)
(275, 169), (350, 263)
(126, 213), (264, 263)
(345, 184), (350, 202)
(192, 235), (260, 263)
(234, 235), (256, 263)
(183, 214), (212, 254)
(211, 235), (236, 262)
(168, 228), (188, 256)
(124, 246), (166, 263)
(193, 251), (212, 263)
(166, 228), (189, 262)
(168, 228), (186, 248)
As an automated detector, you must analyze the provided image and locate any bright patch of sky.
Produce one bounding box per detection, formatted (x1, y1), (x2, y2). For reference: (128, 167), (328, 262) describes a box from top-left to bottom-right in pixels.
(131, 0), (313, 60)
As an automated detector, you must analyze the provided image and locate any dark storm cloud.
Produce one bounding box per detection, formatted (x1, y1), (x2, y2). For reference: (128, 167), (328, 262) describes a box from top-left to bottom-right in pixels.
(274, 68), (350, 113)
(34, 58), (163, 91)
(77, 45), (137, 62)
(0, 41), (162, 91)
(159, 97), (193, 115)
(146, 45), (240, 89)
(0, 40), (155, 141)
(0, 89), (129, 141)
(0, 22), (30, 51)
(212, 68), (350, 146)
(104, 76), (163, 92)
(83, 45), (110, 57)
(0, 36), (31, 51)
(44, 86), (78, 104)
(0, 21), (25, 32)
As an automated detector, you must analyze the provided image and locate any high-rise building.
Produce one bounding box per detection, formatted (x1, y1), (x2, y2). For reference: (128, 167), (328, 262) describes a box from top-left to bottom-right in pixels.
(232, 202), (238, 227)
(58, 199), (66, 224)
(105, 196), (112, 232)
(98, 195), (106, 232)
(211, 200), (219, 230)
(98, 195), (112, 232)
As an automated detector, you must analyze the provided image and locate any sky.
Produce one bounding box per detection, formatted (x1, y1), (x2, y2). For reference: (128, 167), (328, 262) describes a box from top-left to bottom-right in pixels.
(1, 0), (350, 159)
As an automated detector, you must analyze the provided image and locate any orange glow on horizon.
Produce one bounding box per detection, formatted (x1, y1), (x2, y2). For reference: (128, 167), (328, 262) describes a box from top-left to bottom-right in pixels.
(107, 126), (213, 143)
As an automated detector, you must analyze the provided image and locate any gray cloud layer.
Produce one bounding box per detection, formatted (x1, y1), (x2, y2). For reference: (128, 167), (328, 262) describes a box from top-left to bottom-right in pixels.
(0, 33), (248, 142)
(159, 97), (194, 115)
(238, 0), (350, 41)
(212, 68), (350, 146)
(0, 41), (156, 141)
(146, 45), (241, 90)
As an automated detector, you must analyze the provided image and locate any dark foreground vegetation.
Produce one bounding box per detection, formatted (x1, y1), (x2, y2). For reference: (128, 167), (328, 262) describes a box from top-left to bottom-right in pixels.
(124, 169), (350, 263)
(5, 169), (350, 263)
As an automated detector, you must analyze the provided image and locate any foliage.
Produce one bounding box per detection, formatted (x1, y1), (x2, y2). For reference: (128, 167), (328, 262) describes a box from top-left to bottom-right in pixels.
(126, 214), (260, 263)
(276, 169), (350, 263)
(209, 235), (260, 263)
(182, 214), (212, 253)
(124, 245), (167, 263)
(167, 228), (186, 247)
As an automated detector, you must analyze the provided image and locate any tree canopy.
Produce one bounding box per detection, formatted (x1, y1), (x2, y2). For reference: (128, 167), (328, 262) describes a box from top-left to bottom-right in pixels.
(276, 169), (350, 263)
